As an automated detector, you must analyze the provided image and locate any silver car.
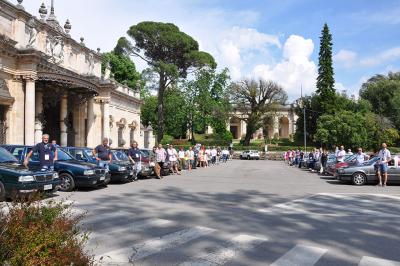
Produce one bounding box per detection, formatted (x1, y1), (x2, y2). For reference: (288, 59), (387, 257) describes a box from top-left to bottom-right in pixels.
(336, 156), (400, 185)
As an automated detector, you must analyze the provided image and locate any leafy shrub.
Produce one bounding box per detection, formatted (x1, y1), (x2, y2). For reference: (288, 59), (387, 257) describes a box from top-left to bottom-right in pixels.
(160, 134), (174, 145)
(0, 194), (93, 266)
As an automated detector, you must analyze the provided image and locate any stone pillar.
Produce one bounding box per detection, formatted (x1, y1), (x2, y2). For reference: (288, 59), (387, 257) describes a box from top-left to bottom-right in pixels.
(86, 98), (95, 147)
(25, 79), (36, 145)
(273, 115), (279, 138)
(60, 94), (68, 146)
(103, 100), (110, 142)
(34, 90), (43, 143)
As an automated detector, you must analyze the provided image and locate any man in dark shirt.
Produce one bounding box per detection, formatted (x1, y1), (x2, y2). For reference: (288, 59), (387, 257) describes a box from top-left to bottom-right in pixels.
(24, 134), (58, 171)
(128, 141), (141, 180)
(93, 138), (112, 170)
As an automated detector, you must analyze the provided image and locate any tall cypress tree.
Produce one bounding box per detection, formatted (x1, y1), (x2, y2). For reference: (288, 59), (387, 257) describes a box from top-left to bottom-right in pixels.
(316, 23), (335, 114)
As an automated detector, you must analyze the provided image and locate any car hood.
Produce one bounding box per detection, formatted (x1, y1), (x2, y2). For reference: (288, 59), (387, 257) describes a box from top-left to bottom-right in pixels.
(56, 160), (97, 169)
(0, 162), (36, 174)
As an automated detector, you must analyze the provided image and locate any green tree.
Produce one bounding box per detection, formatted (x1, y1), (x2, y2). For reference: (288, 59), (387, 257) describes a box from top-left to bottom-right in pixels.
(101, 41), (141, 89)
(360, 72), (400, 130)
(183, 68), (231, 143)
(230, 79), (287, 146)
(316, 23), (335, 114)
(116, 22), (216, 143)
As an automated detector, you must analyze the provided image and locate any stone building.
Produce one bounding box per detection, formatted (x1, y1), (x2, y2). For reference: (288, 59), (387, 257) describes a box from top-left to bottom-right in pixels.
(228, 105), (298, 140)
(0, 0), (154, 148)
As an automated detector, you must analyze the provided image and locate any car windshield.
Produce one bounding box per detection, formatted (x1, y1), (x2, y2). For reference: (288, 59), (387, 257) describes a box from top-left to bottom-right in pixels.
(364, 157), (380, 165)
(83, 149), (94, 158)
(140, 150), (150, 157)
(0, 147), (18, 163)
(112, 150), (129, 161)
(344, 154), (356, 162)
(57, 149), (75, 161)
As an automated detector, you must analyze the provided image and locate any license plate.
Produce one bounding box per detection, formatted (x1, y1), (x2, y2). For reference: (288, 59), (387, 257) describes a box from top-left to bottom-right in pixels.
(44, 184), (52, 190)
(100, 175), (105, 181)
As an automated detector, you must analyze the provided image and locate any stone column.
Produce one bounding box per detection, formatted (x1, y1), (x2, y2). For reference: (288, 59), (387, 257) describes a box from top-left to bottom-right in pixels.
(103, 99), (110, 142)
(25, 78), (36, 145)
(34, 90), (43, 143)
(60, 94), (68, 146)
(273, 115), (279, 138)
(86, 98), (95, 147)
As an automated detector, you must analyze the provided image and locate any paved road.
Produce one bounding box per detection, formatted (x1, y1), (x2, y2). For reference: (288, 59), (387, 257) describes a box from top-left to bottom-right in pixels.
(55, 160), (400, 265)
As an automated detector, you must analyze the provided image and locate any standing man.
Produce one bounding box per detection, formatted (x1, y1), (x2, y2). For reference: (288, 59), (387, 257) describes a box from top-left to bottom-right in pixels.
(150, 146), (161, 179)
(355, 148), (369, 166)
(155, 143), (167, 178)
(377, 143), (391, 187)
(93, 138), (112, 171)
(167, 144), (180, 175)
(336, 145), (346, 162)
(128, 141), (141, 181)
(24, 134), (58, 171)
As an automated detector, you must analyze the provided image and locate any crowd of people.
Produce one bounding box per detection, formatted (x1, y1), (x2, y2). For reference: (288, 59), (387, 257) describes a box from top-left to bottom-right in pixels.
(283, 143), (393, 186)
(144, 144), (233, 179)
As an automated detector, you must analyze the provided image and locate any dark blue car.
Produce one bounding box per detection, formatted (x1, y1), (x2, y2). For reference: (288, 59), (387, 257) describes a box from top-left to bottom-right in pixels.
(0, 147), (61, 201)
(63, 147), (134, 182)
(1, 145), (109, 192)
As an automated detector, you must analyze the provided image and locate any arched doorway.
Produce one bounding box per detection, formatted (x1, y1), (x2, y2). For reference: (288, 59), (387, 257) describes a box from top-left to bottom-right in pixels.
(279, 116), (289, 138)
(229, 117), (241, 139)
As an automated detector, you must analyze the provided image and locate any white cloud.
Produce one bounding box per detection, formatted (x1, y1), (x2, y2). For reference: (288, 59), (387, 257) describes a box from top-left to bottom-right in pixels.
(252, 35), (318, 100)
(360, 47), (400, 67)
(334, 49), (358, 68)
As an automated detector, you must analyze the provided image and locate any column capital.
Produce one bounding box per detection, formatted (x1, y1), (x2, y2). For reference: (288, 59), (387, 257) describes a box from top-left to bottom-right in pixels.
(22, 74), (38, 81)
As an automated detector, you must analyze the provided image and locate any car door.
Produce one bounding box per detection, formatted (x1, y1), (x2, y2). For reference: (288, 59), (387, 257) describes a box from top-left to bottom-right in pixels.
(387, 157), (400, 181)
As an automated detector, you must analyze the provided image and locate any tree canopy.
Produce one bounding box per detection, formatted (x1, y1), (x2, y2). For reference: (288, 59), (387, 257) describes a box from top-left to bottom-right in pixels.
(117, 21), (217, 143)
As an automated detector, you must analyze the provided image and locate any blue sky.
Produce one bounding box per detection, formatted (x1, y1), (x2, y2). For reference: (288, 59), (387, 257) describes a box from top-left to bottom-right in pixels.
(21, 0), (400, 100)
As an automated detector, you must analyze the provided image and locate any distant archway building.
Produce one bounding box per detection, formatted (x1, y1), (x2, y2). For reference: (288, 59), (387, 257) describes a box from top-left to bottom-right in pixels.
(0, 0), (155, 148)
(228, 105), (298, 140)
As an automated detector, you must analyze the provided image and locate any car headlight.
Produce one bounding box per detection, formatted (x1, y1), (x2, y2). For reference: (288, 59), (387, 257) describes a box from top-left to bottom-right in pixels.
(118, 166), (126, 171)
(18, 175), (35, 182)
(338, 169), (345, 174)
(83, 170), (95, 175)
(53, 173), (59, 179)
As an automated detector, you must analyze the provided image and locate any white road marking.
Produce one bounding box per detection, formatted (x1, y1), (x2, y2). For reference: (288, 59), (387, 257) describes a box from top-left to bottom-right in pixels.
(179, 234), (268, 266)
(359, 256), (400, 266)
(270, 244), (327, 266)
(97, 226), (216, 263)
(89, 218), (175, 240)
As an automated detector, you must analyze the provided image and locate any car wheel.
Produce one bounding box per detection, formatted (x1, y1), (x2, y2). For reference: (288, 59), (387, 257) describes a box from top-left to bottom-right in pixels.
(247, 155), (250, 160)
(0, 181), (5, 201)
(59, 173), (75, 192)
(352, 172), (366, 186)
(240, 155), (243, 160)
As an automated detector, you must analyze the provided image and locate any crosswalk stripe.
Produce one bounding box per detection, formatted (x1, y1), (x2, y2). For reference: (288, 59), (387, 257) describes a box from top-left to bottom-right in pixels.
(359, 256), (400, 266)
(270, 244), (327, 266)
(98, 226), (216, 263)
(179, 234), (268, 266)
(89, 218), (175, 240)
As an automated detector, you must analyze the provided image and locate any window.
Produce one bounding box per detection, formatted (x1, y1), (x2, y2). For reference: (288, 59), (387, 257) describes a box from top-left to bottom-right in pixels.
(12, 147), (25, 160)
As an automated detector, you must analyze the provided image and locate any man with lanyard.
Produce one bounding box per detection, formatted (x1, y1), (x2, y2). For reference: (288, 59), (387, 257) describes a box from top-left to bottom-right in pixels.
(93, 138), (112, 171)
(355, 147), (369, 166)
(24, 134), (57, 171)
(128, 141), (141, 181)
(377, 143), (391, 187)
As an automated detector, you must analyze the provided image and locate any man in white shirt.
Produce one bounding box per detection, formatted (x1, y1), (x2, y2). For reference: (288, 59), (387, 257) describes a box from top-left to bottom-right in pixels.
(377, 143), (391, 187)
(355, 147), (369, 166)
(347, 149), (353, 155)
(336, 145), (346, 162)
(167, 144), (180, 175)
(211, 147), (217, 165)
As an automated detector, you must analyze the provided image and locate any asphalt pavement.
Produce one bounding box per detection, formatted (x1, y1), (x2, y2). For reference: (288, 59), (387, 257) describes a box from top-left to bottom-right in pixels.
(40, 160), (400, 265)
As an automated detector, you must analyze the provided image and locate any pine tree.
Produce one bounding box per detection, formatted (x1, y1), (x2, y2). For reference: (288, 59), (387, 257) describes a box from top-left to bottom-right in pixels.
(316, 23), (335, 114)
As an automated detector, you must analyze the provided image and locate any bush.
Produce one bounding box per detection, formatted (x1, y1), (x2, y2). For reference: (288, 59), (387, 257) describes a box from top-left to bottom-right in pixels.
(160, 134), (174, 145)
(0, 194), (93, 266)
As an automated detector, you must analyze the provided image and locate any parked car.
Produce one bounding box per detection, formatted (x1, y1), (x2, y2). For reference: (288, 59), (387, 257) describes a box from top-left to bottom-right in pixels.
(0, 147), (61, 201)
(110, 149), (153, 179)
(240, 150), (260, 160)
(140, 149), (170, 176)
(1, 145), (108, 192)
(325, 154), (356, 176)
(63, 147), (134, 183)
(335, 156), (400, 185)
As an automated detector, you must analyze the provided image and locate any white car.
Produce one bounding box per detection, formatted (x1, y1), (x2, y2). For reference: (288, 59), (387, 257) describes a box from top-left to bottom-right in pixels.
(240, 150), (260, 160)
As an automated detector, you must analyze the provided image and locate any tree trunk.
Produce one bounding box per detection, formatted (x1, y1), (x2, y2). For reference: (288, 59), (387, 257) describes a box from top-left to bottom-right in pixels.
(243, 122), (254, 146)
(157, 73), (166, 144)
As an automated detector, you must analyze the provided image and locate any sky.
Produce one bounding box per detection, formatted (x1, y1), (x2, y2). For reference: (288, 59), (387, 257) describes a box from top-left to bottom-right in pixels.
(20, 0), (400, 101)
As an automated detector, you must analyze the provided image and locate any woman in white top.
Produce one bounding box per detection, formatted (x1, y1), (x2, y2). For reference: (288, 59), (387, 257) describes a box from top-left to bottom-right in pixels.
(178, 147), (186, 171)
(186, 146), (195, 171)
(167, 144), (180, 175)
